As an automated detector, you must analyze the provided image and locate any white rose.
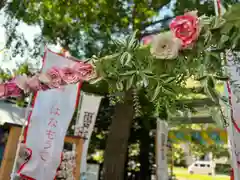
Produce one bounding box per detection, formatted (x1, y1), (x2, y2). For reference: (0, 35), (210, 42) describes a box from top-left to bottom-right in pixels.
(150, 31), (181, 59)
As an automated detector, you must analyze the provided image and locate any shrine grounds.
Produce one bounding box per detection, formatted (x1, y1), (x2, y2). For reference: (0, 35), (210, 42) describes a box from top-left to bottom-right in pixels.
(173, 167), (230, 180)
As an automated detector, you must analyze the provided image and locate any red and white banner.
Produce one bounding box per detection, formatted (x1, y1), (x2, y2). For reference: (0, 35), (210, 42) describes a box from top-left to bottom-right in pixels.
(17, 49), (81, 180)
(225, 51), (240, 180)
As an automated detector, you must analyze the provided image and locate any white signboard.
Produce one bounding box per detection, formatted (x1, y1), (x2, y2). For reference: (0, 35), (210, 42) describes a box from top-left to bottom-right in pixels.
(17, 50), (80, 180)
(156, 119), (169, 180)
(74, 93), (102, 178)
(86, 164), (100, 180)
(225, 50), (240, 180)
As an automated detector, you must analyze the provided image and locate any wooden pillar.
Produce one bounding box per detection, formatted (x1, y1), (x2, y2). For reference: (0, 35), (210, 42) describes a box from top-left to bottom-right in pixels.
(64, 136), (84, 180)
(0, 126), (21, 180)
(75, 139), (84, 180)
(0, 130), (84, 180)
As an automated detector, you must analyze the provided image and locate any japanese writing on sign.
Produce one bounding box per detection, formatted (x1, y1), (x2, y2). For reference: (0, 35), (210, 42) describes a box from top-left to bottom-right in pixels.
(39, 105), (60, 162)
(75, 112), (94, 141)
(160, 133), (166, 161)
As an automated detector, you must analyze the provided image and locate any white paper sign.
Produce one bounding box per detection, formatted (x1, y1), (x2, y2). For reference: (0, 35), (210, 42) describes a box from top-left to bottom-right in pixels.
(225, 51), (240, 180)
(86, 164), (100, 180)
(74, 92), (102, 177)
(17, 50), (80, 180)
(156, 119), (169, 180)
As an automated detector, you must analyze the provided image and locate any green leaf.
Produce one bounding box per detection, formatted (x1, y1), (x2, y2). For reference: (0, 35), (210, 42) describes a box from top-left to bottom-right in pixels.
(196, 75), (207, 81)
(120, 70), (136, 76)
(223, 4), (240, 23)
(151, 84), (161, 102)
(164, 77), (175, 84)
(143, 70), (153, 76)
(116, 81), (124, 91)
(159, 74), (170, 79)
(214, 76), (229, 81)
(126, 75), (135, 90)
(205, 84), (219, 104)
(127, 30), (138, 50)
(124, 53), (132, 66)
(220, 35), (229, 45)
(212, 17), (226, 29)
(140, 73), (149, 87)
(232, 32), (240, 48)
(220, 23), (233, 34)
(90, 77), (104, 84)
(119, 52), (131, 65)
(206, 76), (215, 89)
(162, 86), (176, 96)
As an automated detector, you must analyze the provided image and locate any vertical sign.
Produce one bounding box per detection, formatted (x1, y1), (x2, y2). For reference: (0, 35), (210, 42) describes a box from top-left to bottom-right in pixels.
(156, 119), (169, 180)
(86, 164), (100, 180)
(17, 50), (81, 180)
(225, 50), (240, 180)
(74, 92), (102, 179)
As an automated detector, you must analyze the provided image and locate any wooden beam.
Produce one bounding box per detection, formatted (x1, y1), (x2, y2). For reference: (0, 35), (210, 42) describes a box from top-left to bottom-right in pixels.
(0, 126), (21, 180)
(180, 98), (215, 107)
(170, 129), (226, 133)
(64, 135), (81, 144)
(63, 135), (84, 180)
(170, 116), (215, 124)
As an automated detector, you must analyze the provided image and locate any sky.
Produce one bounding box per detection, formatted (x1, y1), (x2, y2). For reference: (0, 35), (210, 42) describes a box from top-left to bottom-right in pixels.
(0, 2), (174, 71)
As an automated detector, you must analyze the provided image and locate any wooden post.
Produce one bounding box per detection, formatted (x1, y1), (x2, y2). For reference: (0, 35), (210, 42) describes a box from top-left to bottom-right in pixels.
(0, 126), (21, 180)
(0, 129), (84, 180)
(64, 136), (84, 180)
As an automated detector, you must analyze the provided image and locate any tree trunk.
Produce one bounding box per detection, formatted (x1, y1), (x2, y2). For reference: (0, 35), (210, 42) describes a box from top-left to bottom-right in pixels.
(102, 91), (134, 180)
(139, 127), (151, 180)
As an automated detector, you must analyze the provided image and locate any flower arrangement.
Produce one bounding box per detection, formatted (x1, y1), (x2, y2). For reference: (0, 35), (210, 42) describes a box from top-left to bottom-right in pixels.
(0, 10), (203, 99)
(149, 11), (202, 59)
(0, 61), (93, 98)
(0, 4), (239, 116)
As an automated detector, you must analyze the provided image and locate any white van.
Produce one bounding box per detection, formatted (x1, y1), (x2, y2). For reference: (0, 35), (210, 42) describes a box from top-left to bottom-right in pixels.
(188, 161), (215, 175)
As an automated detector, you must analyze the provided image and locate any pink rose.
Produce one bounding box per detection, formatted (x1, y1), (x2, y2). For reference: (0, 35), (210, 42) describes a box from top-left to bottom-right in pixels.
(4, 81), (23, 97)
(26, 76), (42, 92)
(72, 62), (93, 80)
(142, 36), (153, 45)
(0, 84), (5, 98)
(59, 67), (79, 84)
(46, 67), (62, 88)
(170, 11), (200, 48)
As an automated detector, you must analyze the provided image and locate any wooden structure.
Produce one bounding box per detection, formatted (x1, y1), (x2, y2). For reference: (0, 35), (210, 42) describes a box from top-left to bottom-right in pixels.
(0, 101), (84, 180)
(155, 98), (223, 180)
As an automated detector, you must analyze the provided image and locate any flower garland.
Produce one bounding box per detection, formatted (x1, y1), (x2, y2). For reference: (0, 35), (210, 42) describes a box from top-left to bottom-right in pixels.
(0, 10), (223, 98)
(56, 150), (76, 180)
(0, 61), (94, 98)
(150, 11), (201, 59)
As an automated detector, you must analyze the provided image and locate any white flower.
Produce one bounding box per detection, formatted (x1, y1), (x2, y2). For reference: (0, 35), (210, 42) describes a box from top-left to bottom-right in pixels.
(150, 31), (181, 59)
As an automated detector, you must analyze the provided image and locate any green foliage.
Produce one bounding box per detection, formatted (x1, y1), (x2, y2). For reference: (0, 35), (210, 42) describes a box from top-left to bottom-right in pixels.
(88, 6), (240, 120)
(4, 0), (171, 58)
